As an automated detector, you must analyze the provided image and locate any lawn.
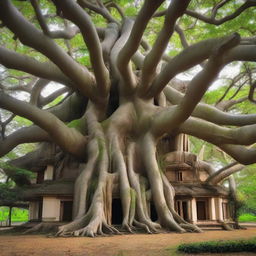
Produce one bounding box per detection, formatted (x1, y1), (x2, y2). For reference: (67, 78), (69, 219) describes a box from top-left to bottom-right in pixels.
(238, 213), (256, 222)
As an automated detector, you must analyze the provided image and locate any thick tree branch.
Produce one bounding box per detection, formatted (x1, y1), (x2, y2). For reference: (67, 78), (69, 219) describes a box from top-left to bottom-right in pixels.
(117, 0), (164, 91)
(218, 144), (256, 165)
(0, 47), (73, 87)
(54, 0), (110, 98)
(0, 0), (96, 100)
(206, 162), (244, 185)
(0, 126), (50, 158)
(138, 0), (190, 96)
(164, 85), (256, 126)
(148, 40), (256, 98)
(101, 23), (119, 64)
(151, 33), (241, 136)
(31, 0), (80, 40)
(179, 117), (256, 146)
(0, 92), (88, 158)
(177, 118), (256, 164)
(0, 92), (87, 157)
(47, 92), (87, 122)
(110, 19), (135, 83)
(30, 79), (49, 106)
(248, 81), (256, 104)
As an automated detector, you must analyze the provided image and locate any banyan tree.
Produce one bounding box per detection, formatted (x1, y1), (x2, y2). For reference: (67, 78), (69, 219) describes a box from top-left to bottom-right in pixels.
(0, 0), (256, 236)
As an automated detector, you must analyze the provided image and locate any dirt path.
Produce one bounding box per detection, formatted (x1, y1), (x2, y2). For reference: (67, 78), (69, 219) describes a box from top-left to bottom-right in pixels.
(0, 228), (255, 256)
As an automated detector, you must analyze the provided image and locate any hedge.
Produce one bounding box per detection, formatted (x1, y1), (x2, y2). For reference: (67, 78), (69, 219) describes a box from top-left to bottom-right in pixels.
(177, 238), (256, 254)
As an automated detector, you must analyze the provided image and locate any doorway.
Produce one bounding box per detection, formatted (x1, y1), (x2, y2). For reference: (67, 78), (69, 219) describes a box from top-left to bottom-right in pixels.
(150, 203), (158, 222)
(60, 201), (73, 221)
(196, 200), (207, 220)
(111, 198), (123, 225)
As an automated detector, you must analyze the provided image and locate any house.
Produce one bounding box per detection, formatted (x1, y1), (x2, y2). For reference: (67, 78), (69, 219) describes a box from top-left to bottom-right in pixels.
(26, 135), (234, 228)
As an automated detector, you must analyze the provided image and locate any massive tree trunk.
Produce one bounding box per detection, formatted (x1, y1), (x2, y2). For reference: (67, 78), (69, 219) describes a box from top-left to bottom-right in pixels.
(0, 0), (256, 236)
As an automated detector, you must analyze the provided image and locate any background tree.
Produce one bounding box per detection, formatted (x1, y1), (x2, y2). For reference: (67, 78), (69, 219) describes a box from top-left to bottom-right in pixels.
(0, 0), (256, 236)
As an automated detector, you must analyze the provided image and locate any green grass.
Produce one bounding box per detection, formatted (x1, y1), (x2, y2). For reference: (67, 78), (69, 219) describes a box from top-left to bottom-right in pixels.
(238, 213), (256, 222)
(176, 237), (256, 254)
(0, 207), (28, 223)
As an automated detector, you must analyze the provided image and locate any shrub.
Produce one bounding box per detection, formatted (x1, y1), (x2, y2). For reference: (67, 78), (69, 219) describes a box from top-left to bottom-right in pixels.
(177, 238), (256, 254)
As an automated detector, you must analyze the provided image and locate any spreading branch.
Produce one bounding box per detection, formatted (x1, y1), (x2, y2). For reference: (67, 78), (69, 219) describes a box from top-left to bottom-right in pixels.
(152, 33), (241, 136)
(147, 40), (256, 98)
(117, 0), (164, 91)
(0, 0), (96, 100)
(0, 47), (73, 87)
(53, 0), (110, 98)
(31, 0), (80, 39)
(0, 92), (88, 158)
(164, 85), (256, 126)
(138, 0), (190, 95)
(206, 162), (244, 185)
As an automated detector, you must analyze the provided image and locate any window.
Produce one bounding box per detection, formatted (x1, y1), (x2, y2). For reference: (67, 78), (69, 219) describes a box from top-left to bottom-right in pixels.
(176, 171), (183, 181)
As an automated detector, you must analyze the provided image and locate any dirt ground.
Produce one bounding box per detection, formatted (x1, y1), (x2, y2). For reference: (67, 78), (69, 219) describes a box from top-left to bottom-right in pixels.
(0, 228), (255, 256)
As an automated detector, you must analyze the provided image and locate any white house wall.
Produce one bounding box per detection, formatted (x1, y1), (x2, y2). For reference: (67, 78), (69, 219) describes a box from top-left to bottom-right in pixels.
(42, 197), (60, 221)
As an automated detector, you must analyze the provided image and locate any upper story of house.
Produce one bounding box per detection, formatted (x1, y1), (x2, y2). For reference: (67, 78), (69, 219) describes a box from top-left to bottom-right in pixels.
(164, 151), (211, 183)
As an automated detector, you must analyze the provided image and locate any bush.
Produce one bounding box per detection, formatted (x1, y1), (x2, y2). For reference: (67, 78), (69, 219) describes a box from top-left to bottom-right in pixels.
(239, 213), (256, 222)
(0, 207), (28, 222)
(177, 238), (256, 254)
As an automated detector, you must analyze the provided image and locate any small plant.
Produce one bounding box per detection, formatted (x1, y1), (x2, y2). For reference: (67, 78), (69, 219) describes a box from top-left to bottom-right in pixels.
(177, 238), (256, 254)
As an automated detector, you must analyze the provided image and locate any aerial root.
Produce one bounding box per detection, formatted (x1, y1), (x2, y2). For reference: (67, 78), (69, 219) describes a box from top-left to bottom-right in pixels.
(23, 222), (59, 234)
(220, 221), (234, 231)
(133, 219), (160, 234)
(122, 222), (135, 233)
(179, 223), (203, 233)
(57, 220), (121, 237)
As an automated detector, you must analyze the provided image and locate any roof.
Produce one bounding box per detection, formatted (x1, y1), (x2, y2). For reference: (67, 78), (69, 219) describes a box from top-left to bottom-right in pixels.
(22, 180), (229, 200)
(22, 180), (74, 199)
(173, 183), (229, 197)
(0, 200), (29, 208)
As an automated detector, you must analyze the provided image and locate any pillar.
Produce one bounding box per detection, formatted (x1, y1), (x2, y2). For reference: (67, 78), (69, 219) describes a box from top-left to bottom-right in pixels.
(216, 197), (223, 221)
(209, 197), (216, 220)
(29, 201), (39, 221)
(191, 198), (197, 223)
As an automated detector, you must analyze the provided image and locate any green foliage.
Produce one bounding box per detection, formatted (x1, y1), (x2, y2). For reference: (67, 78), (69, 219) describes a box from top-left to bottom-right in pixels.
(0, 162), (35, 185)
(204, 84), (255, 114)
(238, 213), (256, 222)
(0, 207), (28, 222)
(0, 183), (23, 204)
(235, 166), (256, 215)
(177, 238), (256, 254)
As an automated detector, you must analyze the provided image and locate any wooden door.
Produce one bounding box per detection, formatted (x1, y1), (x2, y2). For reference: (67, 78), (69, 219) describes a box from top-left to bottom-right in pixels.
(196, 201), (206, 220)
